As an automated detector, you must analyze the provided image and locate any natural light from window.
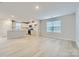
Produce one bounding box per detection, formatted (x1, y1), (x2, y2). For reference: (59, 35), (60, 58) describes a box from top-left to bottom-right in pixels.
(47, 20), (61, 32)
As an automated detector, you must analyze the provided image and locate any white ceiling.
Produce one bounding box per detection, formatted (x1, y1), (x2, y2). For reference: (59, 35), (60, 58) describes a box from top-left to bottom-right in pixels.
(0, 2), (79, 21)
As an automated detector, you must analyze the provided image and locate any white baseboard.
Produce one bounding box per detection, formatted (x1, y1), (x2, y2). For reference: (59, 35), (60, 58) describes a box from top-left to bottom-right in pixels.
(40, 35), (75, 42)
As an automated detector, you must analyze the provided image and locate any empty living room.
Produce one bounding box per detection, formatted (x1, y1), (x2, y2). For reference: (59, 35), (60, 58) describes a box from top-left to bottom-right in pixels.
(0, 0), (79, 59)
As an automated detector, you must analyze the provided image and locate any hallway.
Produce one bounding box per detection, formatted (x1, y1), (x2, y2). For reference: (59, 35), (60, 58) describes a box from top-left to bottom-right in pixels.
(0, 35), (79, 57)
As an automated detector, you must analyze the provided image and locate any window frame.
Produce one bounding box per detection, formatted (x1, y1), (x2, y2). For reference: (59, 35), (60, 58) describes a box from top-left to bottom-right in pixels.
(16, 22), (21, 31)
(47, 19), (61, 33)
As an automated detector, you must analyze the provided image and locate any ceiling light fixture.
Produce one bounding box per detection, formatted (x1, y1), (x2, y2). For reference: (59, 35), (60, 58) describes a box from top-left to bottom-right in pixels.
(35, 5), (39, 10)
(11, 15), (15, 17)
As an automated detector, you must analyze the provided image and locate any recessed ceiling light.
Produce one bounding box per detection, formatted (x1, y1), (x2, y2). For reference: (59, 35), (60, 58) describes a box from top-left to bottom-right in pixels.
(35, 5), (39, 10)
(11, 15), (15, 17)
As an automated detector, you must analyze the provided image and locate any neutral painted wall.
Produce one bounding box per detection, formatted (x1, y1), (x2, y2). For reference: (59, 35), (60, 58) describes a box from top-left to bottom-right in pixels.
(0, 19), (12, 40)
(40, 13), (75, 41)
(76, 7), (79, 48)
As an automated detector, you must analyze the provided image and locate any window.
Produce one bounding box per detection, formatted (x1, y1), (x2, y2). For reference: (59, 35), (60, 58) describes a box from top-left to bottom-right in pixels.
(16, 22), (21, 31)
(47, 20), (61, 32)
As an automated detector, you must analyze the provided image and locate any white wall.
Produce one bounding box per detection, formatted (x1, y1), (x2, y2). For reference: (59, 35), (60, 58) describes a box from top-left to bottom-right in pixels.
(0, 19), (12, 40)
(40, 13), (75, 41)
(76, 7), (79, 48)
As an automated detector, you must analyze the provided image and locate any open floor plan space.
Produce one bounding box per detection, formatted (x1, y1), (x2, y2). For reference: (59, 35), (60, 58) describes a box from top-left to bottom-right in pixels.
(0, 2), (79, 57)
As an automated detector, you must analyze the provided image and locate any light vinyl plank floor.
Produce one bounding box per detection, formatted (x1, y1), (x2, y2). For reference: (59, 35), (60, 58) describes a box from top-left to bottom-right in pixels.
(0, 36), (79, 57)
